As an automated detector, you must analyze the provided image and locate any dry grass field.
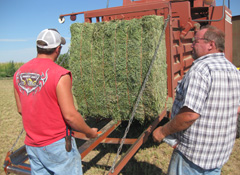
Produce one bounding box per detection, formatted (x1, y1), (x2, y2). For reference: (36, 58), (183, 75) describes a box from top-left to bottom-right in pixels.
(0, 79), (239, 175)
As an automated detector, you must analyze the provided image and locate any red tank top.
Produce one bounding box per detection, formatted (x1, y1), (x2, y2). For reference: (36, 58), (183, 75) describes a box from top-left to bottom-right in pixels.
(13, 58), (72, 147)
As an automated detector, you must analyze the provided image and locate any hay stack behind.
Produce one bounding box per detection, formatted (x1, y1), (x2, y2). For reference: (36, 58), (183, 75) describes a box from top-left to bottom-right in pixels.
(70, 15), (167, 123)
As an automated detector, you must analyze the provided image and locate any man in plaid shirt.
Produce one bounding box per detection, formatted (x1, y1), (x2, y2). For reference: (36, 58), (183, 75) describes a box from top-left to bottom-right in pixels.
(153, 25), (240, 175)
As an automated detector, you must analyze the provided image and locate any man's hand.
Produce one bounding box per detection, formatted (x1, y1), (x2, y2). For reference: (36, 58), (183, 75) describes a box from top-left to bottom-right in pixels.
(152, 126), (165, 143)
(86, 128), (98, 138)
(153, 107), (200, 144)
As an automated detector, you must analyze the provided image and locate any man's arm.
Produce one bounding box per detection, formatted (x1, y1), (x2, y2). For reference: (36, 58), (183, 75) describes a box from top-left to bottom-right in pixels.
(56, 74), (98, 138)
(153, 106), (200, 143)
(14, 87), (22, 115)
(237, 106), (240, 114)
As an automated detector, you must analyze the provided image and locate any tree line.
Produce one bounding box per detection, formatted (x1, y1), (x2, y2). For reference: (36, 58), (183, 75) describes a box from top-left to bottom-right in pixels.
(0, 61), (23, 78)
(0, 53), (70, 78)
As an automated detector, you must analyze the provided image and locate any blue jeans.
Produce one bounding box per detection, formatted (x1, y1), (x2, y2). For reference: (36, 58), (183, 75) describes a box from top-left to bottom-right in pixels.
(167, 150), (221, 175)
(26, 137), (82, 175)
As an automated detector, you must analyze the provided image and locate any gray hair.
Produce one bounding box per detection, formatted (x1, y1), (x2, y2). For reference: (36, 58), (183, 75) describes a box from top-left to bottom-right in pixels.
(201, 25), (225, 52)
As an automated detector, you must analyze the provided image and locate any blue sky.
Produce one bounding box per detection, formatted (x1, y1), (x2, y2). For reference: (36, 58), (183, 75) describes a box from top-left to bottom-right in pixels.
(0, 0), (239, 63)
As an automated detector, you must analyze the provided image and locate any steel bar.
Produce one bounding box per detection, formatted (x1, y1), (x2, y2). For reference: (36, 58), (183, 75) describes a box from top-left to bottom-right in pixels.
(108, 109), (167, 175)
(4, 146), (31, 174)
(9, 146), (28, 165)
(74, 131), (137, 144)
(79, 120), (121, 159)
(101, 138), (137, 144)
(6, 166), (30, 175)
(59, 11), (85, 18)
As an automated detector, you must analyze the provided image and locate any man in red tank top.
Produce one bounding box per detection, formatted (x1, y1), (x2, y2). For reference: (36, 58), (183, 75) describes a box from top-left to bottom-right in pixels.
(13, 28), (98, 175)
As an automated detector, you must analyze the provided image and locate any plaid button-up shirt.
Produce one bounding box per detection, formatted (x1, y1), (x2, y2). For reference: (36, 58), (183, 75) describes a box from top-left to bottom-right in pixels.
(171, 53), (240, 169)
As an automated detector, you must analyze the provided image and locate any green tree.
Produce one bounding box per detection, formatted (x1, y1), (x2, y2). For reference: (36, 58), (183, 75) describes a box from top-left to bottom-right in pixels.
(5, 61), (16, 77)
(0, 63), (6, 77)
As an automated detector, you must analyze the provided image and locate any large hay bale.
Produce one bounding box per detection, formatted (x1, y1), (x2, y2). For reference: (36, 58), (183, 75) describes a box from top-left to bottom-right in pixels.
(69, 15), (167, 123)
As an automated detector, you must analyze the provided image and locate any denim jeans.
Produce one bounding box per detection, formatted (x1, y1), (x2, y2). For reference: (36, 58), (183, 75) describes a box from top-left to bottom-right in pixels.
(167, 150), (221, 175)
(26, 137), (82, 175)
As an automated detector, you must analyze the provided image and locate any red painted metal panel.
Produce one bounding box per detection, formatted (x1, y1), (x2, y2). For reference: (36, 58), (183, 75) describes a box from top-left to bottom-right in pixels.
(123, 0), (171, 6)
(172, 31), (180, 40)
(184, 43), (192, 53)
(170, 1), (194, 95)
(192, 0), (216, 7)
(208, 6), (232, 62)
(173, 62), (182, 73)
(84, 1), (169, 21)
(184, 56), (194, 68)
(123, 0), (216, 7)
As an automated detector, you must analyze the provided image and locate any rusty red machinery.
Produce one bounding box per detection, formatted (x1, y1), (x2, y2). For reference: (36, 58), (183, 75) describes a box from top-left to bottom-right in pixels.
(3, 0), (232, 174)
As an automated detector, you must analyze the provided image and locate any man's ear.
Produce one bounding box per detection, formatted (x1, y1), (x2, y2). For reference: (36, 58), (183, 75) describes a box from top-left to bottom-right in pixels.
(208, 41), (216, 51)
(56, 46), (61, 54)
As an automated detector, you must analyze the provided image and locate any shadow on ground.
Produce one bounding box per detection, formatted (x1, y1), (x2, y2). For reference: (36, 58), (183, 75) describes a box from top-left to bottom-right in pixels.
(75, 116), (169, 175)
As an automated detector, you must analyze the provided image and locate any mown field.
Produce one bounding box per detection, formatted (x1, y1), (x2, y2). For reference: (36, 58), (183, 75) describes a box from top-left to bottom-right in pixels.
(0, 79), (239, 175)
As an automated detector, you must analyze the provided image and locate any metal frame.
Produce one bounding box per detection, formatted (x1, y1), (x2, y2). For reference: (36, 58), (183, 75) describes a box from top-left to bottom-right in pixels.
(4, 110), (167, 175)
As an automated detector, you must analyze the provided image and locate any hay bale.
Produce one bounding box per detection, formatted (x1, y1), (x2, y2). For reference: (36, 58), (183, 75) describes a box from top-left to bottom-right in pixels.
(69, 15), (167, 123)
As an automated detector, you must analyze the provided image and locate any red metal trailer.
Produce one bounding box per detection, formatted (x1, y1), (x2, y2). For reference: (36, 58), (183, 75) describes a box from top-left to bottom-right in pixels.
(3, 0), (232, 174)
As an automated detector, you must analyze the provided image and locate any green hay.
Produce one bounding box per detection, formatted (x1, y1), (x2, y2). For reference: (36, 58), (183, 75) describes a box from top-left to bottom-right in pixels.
(70, 15), (167, 123)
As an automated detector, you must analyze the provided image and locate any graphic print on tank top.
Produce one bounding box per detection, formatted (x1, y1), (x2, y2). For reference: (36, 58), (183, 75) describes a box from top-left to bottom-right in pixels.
(16, 69), (49, 95)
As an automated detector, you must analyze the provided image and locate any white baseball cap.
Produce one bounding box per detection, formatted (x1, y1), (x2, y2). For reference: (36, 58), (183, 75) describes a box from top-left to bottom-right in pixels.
(36, 28), (66, 49)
